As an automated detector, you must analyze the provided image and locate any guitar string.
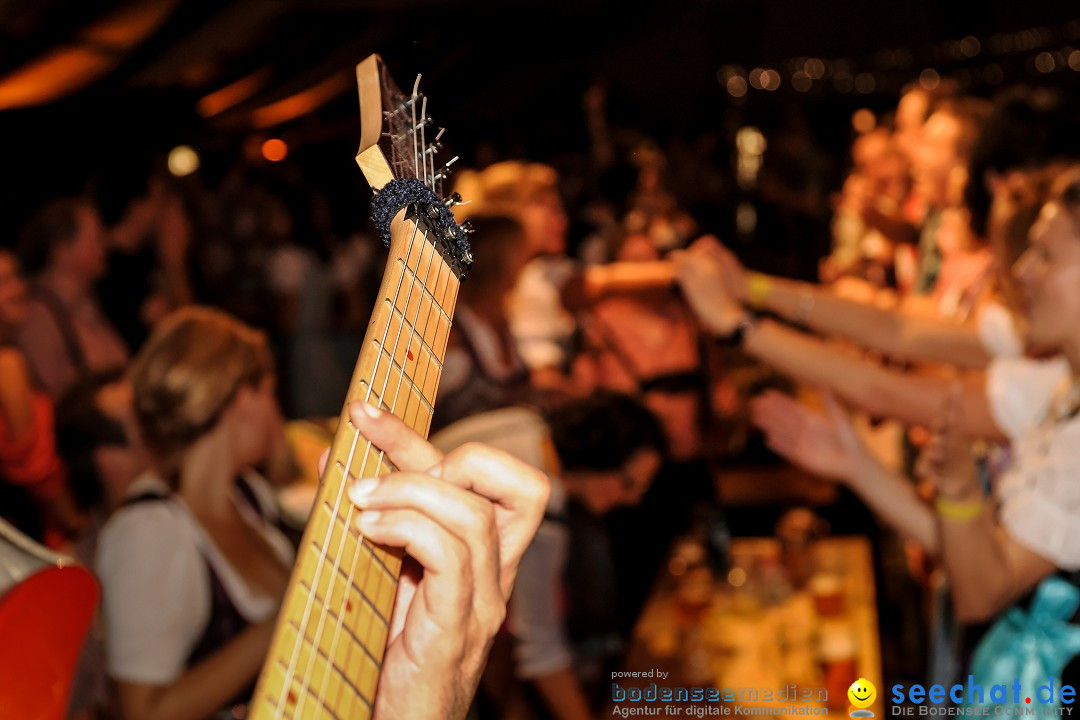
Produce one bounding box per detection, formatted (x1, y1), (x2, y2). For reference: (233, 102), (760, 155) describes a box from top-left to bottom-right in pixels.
(307, 107), (445, 716)
(290, 222), (432, 719)
(276, 81), (442, 718)
(272, 216), (424, 720)
(293, 101), (440, 717)
(309, 220), (441, 716)
(410, 75), (421, 180)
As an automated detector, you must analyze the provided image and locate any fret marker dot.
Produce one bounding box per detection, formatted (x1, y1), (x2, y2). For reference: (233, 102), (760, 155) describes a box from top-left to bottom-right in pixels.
(288, 691), (297, 705)
(407, 349), (415, 361)
(346, 599), (354, 613)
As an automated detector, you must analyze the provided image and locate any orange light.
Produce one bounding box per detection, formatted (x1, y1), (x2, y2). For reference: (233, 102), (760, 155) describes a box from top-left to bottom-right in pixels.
(249, 73), (350, 129)
(0, 0), (178, 109)
(198, 68), (273, 118)
(261, 138), (288, 162)
(852, 109), (877, 134)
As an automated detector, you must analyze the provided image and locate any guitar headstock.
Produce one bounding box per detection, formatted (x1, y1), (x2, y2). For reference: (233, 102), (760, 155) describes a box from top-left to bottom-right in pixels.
(355, 54), (471, 279)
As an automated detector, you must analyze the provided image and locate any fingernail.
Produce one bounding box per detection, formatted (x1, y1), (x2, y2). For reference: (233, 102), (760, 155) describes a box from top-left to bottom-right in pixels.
(349, 477), (379, 505)
(359, 402), (381, 419)
(356, 510), (381, 529)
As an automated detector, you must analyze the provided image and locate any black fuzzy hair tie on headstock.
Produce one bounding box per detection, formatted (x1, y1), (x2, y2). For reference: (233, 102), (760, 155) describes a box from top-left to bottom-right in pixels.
(369, 178), (471, 259)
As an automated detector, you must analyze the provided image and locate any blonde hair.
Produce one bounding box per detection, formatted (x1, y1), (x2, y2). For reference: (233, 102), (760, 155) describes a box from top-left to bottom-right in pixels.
(452, 161), (559, 220)
(129, 306), (271, 487)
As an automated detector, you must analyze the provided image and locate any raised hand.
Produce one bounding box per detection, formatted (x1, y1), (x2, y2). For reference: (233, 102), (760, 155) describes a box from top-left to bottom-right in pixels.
(916, 381), (979, 500)
(750, 390), (865, 483)
(338, 401), (549, 720)
(705, 237), (750, 303)
(672, 236), (746, 335)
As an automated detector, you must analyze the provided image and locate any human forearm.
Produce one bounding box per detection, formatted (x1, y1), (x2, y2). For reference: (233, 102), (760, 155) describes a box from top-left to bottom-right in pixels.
(846, 453), (938, 553)
(532, 668), (595, 720)
(743, 319), (937, 424)
(741, 319), (1003, 439)
(582, 262), (675, 302)
(937, 507), (1010, 622)
(748, 275), (990, 369)
(118, 619), (274, 720)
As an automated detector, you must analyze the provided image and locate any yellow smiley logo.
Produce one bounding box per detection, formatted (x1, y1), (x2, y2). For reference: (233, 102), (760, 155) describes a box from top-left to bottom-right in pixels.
(848, 678), (876, 713)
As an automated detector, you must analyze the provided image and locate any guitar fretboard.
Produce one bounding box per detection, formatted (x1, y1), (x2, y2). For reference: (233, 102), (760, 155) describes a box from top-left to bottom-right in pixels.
(250, 212), (459, 720)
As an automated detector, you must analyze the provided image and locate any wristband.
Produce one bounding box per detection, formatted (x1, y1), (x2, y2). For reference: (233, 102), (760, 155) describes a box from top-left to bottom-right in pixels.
(934, 494), (984, 523)
(747, 273), (773, 308)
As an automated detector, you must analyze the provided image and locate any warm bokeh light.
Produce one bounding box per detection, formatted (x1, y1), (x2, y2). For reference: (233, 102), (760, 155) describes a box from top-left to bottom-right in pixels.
(197, 68), (273, 118)
(919, 68), (941, 90)
(960, 36), (981, 58)
(0, 0), (178, 109)
(984, 63), (1004, 84)
(760, 69), (781, 91)
(748, 68), (764, 90)
(854, 73), (876, 94)
(735, 203), (757, 236)
(167, 145), (200, 177)
(791, 71), (812, 92)
(1034, 51), (1057, 73)
(261, 138), (288, 162)
(804, 58), (825, 80)
(249, 73), (350, 129)
(851, 109), (877, 134)
(1070, 51), (1080, 71)
(736, 127), (766, 156)
(736, 127), (766, 190)
(726, 76), (747, 98)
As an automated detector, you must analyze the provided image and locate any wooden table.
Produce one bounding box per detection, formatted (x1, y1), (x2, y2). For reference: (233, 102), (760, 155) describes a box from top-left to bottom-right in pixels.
(605, 537), (883, 717)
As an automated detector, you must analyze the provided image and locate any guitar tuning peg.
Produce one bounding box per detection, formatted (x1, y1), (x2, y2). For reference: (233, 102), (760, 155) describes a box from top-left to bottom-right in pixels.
(444, 192), (463, 207)
(460, 220), (475, 235)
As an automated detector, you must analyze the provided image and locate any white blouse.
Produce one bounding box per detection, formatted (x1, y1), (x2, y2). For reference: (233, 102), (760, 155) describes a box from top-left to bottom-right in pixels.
(986, 355), (1080, 570)
(976, 301), (1024, 360)
(96, 472), (294, 685)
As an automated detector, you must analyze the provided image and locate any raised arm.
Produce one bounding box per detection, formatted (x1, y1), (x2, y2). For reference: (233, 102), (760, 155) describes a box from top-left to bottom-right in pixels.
(704, 238), (997, 370)
(672, 238), (1006, 441)
(751, 390), (939, 553)
(922, 386), (1056, 623)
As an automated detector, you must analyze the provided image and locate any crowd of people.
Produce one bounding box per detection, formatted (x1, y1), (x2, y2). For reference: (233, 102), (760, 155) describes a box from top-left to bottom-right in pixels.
(3, 69), (1080, 720)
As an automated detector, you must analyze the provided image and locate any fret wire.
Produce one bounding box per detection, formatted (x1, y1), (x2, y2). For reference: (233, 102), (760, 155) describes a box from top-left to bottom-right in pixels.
(294, 578), (386, 658)
(301, 538), (391, 627)
(368, 342), (435, 411)
(377, 301), (446, 370)
(311, 222), (442, 713)
(275, 217), (424, 720)
(293, 222), (428, 717)
(273, 647), (375, 715)
(394, 257), (453, 324)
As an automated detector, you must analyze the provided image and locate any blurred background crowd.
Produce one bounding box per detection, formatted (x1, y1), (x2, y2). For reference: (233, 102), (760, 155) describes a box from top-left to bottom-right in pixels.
(4, 1), (1080, 719)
